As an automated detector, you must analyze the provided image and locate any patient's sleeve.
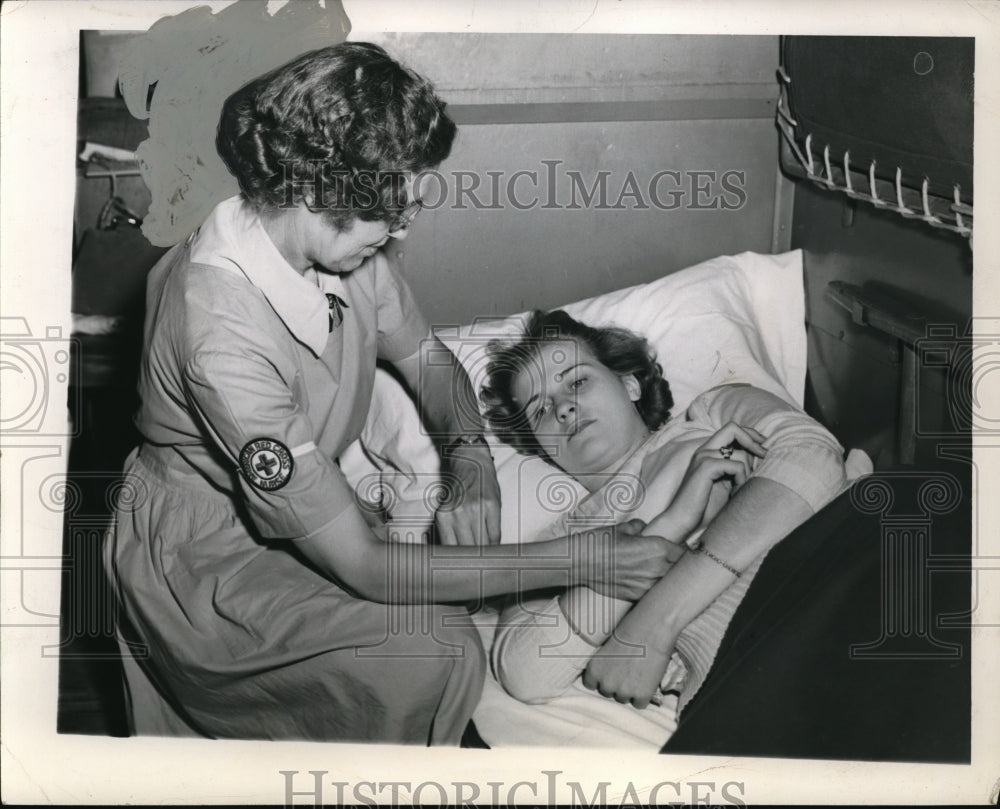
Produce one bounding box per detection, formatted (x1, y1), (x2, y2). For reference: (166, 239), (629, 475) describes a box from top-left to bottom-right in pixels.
(695, 384), (847, 512)
(491, 594), (598, 704)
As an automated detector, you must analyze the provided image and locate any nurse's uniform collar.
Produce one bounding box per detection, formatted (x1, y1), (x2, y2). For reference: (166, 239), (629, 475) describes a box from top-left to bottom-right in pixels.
(189, 196), (332, 356)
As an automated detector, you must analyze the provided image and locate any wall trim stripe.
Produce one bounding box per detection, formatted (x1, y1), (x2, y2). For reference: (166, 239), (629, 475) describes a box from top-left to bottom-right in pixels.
(449, 97), (775, 125)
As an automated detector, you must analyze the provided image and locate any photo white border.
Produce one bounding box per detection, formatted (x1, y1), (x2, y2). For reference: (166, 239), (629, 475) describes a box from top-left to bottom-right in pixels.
(2, 0), (998, 804)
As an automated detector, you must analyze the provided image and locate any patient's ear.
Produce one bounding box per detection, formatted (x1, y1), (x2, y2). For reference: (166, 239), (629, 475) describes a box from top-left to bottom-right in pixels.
(622, 374), (641, 402)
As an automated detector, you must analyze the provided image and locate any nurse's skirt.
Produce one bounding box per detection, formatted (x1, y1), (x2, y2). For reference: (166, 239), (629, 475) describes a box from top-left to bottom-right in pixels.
(103, 443), (485, 743)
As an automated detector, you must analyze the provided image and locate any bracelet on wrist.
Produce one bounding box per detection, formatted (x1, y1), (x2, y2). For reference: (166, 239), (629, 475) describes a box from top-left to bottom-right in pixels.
(692, 545), (741, 578)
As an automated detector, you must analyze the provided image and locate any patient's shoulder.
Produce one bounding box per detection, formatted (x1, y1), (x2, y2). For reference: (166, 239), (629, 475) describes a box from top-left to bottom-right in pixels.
(688, 382), (801, 425)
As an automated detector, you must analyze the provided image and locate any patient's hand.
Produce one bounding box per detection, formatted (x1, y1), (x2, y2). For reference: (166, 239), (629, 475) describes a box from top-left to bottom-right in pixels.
(641, 472), (730, 547)
(583, 611), (676, 710)
(666, 422), (767, 540)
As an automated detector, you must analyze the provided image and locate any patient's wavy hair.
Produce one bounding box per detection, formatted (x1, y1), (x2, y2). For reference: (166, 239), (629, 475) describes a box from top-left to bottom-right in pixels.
(481, 310), (674, 460)
(217, 42), (456, 229)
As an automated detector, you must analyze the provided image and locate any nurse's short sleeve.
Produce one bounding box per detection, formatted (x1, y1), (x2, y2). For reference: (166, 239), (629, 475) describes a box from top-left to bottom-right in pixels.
(183, 349), (356, 540)
(373, 250), (430, 361)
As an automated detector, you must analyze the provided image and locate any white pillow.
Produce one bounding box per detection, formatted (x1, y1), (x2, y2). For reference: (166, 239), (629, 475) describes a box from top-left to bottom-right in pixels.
(435, 249), (807, 543)
(339, 368), (441, 540)
(343, 250), (807, 545)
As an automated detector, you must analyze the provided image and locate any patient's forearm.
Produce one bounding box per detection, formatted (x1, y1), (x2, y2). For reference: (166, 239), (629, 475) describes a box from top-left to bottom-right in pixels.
(629, 476), (812, 650)
(559, 520), (694, 645)
(558, 501), (703, 645)
(618, 383), (847, 642)
(559, 587), (630, 646)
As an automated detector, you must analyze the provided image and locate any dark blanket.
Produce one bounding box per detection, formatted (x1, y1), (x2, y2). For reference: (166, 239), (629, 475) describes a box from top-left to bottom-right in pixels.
(662, 461), (971, 762)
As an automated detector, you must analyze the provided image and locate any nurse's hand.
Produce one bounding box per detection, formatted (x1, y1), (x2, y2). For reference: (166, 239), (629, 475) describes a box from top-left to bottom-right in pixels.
(575, 519), (682, 601)
(435, 442), (502, 545)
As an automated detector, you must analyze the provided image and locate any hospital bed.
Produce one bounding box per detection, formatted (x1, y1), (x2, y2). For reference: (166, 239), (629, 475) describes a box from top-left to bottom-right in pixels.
(340, 36), (974, 761)
(343, 246), (969, 761)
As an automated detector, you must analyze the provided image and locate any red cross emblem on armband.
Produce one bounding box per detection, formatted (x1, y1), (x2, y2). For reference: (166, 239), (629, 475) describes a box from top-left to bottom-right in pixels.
(239, 438), (294, 491)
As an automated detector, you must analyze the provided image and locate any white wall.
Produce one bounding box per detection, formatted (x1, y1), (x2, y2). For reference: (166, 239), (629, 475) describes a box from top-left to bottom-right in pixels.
(355, 34), (782, 324)
(81, 31), (784, 324)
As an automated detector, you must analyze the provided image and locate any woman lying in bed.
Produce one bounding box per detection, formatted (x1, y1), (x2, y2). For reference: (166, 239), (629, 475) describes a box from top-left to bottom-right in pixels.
(480, 309), (847, 721)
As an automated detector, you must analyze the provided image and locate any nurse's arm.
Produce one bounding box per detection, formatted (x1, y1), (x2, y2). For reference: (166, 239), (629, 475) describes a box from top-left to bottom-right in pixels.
(392, 333), (502, 546)
(292, 510), (674, 605)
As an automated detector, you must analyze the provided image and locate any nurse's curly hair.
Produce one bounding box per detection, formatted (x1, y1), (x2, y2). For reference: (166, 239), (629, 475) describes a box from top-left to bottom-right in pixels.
(480, 310), (674, 460)
(217, 42), (455, 229)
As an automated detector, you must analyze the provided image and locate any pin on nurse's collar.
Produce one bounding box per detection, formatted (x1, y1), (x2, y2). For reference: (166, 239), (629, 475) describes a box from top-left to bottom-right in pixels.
(326, 293), (350, 330)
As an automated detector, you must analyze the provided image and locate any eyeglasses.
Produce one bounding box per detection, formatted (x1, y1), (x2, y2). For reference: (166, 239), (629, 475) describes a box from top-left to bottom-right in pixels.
(387, 198), (425, 234)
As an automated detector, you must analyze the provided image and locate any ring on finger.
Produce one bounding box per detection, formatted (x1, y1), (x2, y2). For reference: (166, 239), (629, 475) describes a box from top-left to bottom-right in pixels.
(719, 445), (734, 460)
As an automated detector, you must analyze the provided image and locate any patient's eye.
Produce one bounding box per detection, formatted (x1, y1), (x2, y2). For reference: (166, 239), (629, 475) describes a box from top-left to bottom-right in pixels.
(571, 377), (587, 389)
(533, 400), (551, 425)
